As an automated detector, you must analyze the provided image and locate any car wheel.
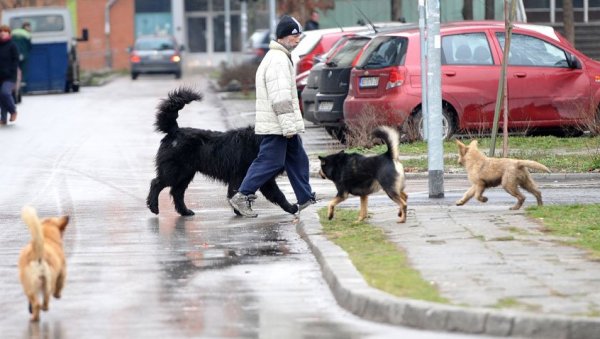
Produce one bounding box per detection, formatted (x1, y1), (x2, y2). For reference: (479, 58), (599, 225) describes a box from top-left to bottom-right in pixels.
(403, 107), (455, 142)
(174, 71), (182, 79)
(72, 84), (80, 93)
(131, 73), (139, 80)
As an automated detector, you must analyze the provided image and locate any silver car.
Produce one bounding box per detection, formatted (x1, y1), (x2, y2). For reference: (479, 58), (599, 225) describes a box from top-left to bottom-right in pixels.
(129, 35), (183, 80)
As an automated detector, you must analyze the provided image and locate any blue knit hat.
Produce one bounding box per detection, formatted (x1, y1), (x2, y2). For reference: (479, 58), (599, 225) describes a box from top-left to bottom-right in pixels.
(276, 15), (303, 39)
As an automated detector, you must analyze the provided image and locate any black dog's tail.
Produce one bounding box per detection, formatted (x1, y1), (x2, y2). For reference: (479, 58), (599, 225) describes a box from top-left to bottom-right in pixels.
(155, 87), (203, 134)
(373, 126), (400, 160)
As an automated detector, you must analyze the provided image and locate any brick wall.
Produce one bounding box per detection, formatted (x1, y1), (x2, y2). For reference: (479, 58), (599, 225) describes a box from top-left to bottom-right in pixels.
(76, 0), (134, 71)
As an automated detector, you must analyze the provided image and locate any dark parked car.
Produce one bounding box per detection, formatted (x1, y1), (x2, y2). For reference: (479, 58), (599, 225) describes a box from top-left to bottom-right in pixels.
(129, 35), (183, 80)
(344, 21), (600, 140)
(244, 29), (270, 64)
(313, 35), (373, 140)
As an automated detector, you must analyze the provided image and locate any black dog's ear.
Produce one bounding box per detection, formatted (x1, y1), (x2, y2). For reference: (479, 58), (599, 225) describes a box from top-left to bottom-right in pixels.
(318, 155), (324, 160)
(338, 150), (345, 154)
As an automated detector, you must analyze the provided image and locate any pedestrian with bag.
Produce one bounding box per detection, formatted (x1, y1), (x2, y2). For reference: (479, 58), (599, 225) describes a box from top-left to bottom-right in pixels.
(0, 25), (19, 125)
(229, 15), (317, 218)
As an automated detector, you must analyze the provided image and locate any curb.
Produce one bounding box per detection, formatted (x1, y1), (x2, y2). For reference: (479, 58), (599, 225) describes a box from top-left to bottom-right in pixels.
(297, 211), (600, 338)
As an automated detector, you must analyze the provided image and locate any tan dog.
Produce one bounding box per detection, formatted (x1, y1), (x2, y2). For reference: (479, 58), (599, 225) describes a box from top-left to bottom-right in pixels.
(18, 206), (69, 322)
(456, 140), (550, 210)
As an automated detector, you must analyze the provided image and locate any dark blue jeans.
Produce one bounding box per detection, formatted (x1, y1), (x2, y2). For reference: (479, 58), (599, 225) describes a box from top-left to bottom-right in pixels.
(239, 134), (313, 204)
(0, 81), (16, 122)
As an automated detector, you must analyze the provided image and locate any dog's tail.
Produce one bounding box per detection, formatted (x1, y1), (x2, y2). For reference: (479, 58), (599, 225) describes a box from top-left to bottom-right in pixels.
(155, 87), (203, 134)
(373, 126), (400, 160)
(518, 160), (551, 173)
(22, 206), (44, 261)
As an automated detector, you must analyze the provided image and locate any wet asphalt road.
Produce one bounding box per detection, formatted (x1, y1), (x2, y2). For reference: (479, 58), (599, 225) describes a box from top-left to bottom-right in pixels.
(0, 74), (489, 339)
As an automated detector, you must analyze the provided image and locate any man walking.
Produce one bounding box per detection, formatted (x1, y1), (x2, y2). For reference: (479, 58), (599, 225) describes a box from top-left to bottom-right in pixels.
(11, 22), (32, 82)
(229, 15), (316, 218)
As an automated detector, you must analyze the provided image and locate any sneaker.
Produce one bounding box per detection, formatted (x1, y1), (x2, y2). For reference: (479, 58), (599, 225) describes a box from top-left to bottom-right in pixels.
(295, 192), (318, 215)
(9, 112), (17, 122)
(229, 192), (258, 218)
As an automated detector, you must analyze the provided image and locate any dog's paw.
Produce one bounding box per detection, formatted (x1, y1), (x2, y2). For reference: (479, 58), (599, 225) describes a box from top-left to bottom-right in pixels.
(455, 200), (465, 206)
(479, 196), (488, 203)
(178, 209), (195, 216)
(147, 202), (159, 214)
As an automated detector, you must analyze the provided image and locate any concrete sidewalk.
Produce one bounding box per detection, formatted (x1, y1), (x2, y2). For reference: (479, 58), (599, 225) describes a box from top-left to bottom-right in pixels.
(216, 92), (600, 338)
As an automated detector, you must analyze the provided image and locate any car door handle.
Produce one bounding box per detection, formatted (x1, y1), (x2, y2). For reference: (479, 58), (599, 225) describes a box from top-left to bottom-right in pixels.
(443, 71), (456, 76)
(514, 72), (527, 78)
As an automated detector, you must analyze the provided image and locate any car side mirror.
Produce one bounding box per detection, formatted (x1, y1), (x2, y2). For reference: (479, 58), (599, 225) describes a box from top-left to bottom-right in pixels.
(127, 46), (132, 53)
(180, 44), (185, 51)
(77, 28), (89, 42)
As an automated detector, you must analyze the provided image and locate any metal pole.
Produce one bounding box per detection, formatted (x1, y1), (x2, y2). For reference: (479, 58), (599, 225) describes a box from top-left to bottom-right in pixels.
(241, 0), (248, 56)
(419, 0), (428, 141)
(269, 0), (277, 40)
(105, 0), (118, 69)
(225, 0), (232, 65)
(426, 0), (444, 198)
(550, 0), (556, 24)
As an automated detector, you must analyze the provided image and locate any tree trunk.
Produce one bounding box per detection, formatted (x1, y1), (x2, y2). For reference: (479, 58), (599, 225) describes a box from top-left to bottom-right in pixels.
(462, 0), (473, 20)
(563, 0), (576, 45)
(485, 0), (495, 19)
(391, 0), (403, 22)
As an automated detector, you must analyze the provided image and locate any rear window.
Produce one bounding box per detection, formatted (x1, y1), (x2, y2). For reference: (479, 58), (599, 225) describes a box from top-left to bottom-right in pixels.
(326, 37), (370, 67)
(357, 36), (408, 69)
(135, 38), (175, 51)
(9, 15), (64, 33)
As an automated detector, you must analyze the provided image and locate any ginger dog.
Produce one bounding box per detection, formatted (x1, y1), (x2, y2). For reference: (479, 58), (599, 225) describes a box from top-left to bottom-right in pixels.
(456, 140), (550, 210)
(18, 206), (69, 321)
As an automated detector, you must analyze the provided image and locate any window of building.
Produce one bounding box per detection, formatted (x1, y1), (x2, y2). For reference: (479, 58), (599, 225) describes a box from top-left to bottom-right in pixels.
(136, 0), (171, 13)
(185, 0), (209, 11)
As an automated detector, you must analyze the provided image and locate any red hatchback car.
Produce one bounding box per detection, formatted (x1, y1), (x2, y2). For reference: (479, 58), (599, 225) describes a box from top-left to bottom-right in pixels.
(344, 21), (600, 139)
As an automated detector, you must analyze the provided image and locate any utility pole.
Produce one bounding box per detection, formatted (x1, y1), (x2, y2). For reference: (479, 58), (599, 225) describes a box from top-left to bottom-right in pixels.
(225, 0), (232, 65)
(426, 0), (444, 198)
(419, 0), (428, 140)
(269, 0), (277, 40)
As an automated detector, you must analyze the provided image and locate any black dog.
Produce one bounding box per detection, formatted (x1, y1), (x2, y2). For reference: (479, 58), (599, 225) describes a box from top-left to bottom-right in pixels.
(146, 87), (297, 216)
(318, 126), (408, 223)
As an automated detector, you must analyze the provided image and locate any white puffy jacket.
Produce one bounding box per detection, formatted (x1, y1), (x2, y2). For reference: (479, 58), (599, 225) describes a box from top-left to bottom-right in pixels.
(254, 40), (305, 136)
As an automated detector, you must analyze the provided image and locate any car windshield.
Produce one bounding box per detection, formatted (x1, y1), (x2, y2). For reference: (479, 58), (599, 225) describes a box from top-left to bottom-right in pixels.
(357, 36), (407, 69)
(327, 38), (370, 67)
(135, 38), (175, 51)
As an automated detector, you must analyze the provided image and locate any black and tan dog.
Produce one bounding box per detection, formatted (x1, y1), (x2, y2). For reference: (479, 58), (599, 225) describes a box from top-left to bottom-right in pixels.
(146, 87), (297, 216)
(456, 139), (550, 210)
(319, 126), (407, 223)
(18, 206), (69, 322)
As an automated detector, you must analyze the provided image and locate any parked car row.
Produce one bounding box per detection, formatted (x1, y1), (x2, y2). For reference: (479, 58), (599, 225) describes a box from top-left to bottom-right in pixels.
(297, 21), (600, 142)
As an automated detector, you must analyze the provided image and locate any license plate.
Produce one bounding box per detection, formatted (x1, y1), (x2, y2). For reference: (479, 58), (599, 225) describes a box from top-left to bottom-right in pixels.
(149, 54), (163, 60)
(359, 76), (379, 88)
(318, 101), (334, 112)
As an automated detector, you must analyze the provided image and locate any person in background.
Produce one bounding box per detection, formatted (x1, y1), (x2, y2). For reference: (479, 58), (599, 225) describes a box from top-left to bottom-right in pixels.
(11, 22), (32, 82)
(229, 15), (317, 218)
(305, 10), (320, 31)
(0, 25), (19, 125)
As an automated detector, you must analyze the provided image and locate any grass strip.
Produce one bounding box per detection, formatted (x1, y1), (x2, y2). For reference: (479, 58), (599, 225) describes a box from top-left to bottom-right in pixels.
(318, 208), (447, 303)
(526, 204), (600, 258)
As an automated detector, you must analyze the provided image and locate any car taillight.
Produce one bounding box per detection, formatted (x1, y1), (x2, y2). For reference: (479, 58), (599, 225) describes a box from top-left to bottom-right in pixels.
(130, 54), (141, 63)
(386, 67), (405, 90)
(171, 55), (181, 63)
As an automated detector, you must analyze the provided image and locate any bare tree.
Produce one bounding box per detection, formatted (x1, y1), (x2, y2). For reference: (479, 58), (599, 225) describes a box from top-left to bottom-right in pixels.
(462, 0), (473, 20)
(485, 0), (495, 19)
(563, 0), (575, 45)
(391, 0), (403, 22)
(278, 0), (335, 24)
